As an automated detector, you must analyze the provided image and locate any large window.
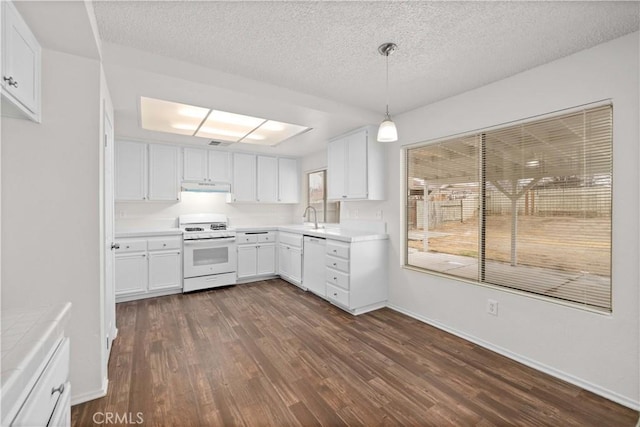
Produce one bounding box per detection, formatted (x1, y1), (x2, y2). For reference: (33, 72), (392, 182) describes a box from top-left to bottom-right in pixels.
(406, 104), (612, 311)
(307, 170), (340, 223)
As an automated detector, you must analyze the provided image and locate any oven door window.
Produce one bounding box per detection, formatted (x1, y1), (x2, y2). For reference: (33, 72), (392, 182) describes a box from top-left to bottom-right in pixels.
(192, 246), (229, 266)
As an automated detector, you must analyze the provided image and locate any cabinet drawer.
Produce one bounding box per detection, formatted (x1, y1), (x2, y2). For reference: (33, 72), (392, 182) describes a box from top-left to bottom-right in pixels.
(147, 237), (181, 251)
(326, 284), (349, 307)
(115, 239), (146, 253)
(279, 232), (302, 248)
(257, 232), (275, 243)
(326, 240), (350, 259)
(13, 338), (69, 427)
(326, 268), (349, 290)
(326, 255), (349, 273)
(237, 233), (258, 244)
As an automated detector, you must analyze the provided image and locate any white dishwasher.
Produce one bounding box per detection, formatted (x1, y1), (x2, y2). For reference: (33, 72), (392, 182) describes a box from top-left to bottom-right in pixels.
(303, 236), (327, 298)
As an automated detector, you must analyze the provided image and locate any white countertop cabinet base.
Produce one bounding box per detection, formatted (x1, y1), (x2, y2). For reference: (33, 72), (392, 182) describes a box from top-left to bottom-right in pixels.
(325, 238), (388, 315)
(237, 232), (277, 282)
(115, 234), (183, 302)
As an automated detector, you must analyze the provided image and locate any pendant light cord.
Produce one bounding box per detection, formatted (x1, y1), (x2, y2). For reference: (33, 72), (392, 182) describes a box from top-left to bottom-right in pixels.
(385, 51), (390, 117)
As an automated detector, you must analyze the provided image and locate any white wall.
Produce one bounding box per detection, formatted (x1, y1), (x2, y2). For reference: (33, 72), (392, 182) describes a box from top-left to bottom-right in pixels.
(335, 33), (640, 408)
(1, 50), (104, 403)
(116, 192), (300, 230)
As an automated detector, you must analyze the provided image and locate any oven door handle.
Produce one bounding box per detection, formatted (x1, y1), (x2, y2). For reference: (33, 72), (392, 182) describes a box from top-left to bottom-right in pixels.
(184, 237), (236, 246)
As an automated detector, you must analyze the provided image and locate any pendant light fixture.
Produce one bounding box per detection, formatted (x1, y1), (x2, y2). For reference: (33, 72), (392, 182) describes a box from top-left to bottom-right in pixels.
(377, 42), (398, 142)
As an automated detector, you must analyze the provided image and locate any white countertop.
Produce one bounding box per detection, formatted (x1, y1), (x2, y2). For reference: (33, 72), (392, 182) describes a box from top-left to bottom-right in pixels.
(1, 302), (72, 425)
(115, 228), (182, 238)
(114, 224), (387, 243)
(237, 225), (388, 243)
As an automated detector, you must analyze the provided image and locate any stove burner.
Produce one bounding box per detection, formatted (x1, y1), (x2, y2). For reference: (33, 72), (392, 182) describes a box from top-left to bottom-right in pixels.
(185, 227), (204, 232)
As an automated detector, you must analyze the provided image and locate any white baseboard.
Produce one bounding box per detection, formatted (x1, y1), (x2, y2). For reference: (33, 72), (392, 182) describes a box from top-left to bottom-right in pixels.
(387, 303), (640, 411)
(71, 377), (108, 406)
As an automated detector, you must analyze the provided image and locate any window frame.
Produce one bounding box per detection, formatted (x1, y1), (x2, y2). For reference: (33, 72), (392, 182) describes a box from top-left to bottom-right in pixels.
(402, 101), (613, 313)
(306, 168), (339, 224)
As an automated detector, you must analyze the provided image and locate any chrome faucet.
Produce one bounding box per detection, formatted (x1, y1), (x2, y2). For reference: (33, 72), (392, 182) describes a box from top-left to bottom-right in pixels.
(303, 206), (319, 229)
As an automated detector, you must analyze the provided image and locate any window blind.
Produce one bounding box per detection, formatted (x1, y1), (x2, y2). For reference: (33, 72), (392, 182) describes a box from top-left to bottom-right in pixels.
(406, 104), (612, 311)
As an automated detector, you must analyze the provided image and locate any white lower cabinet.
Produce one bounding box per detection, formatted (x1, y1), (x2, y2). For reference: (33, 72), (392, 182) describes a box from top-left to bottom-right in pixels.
(115, 234), (182, 302)
(278, 232), (303, 286)
(12, 338), (70, 427)
(237, 231), (277, 281)
(324, 238), (388, 315)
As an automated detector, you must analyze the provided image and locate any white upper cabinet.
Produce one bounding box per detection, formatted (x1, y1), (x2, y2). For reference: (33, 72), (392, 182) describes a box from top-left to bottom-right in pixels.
(278, 158), (299, 203)
(327, 126), (385, 201)
(116, 141), (180, 202)
(148, 144), (180, 201)
(257, 156), (278, 203)
(232, 153), (256, 202)
(182, 148), (208, 182)
(209, 151), (232, 183)
(183, 148), (232, 183)
(116, 141), (147, 201)
(327, 138), (346, 200)
(1, 1), (41, 121)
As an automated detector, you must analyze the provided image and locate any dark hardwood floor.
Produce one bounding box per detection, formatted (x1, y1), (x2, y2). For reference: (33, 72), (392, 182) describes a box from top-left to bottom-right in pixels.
(72, 279), (638, 426)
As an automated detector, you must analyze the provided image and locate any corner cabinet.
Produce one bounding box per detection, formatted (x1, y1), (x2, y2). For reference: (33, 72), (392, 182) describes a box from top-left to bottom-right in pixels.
(1, 0), (41, 122)
(115, 141), (180, 202)
(327, 126), (385, 201)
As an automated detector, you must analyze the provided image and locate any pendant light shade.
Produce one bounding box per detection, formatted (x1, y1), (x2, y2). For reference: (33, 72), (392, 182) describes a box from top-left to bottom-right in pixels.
(377, 113), (398, 142)
(377, 42), (398, 143)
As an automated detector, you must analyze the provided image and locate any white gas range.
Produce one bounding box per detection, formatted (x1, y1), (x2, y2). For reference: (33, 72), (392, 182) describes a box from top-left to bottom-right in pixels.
(179, 214), (237, 292)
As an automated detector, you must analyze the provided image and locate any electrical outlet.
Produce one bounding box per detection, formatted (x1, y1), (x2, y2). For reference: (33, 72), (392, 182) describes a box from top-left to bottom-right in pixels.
(118, 211), (126, 218)
(487, 299), (498, 316)
(353, 209), (359, 219)
(375, 210), (383, 219)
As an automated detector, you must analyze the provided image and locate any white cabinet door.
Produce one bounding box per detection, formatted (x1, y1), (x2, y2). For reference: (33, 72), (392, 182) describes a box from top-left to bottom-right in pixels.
(232, 153), (256, 202)
(256, 244), (276, 275)
(257, 156), (278, 202)
(115, 141), (147, 201)
(346, 130), (368, 199)
(183, 147), (208, 182)
(289, 247), (303, 284)
(278, 244), (290, 278)
(115, 253), (147, 296)
(2, 1), (40, 118)
(278, 158), (299, 203)
(327, 138), (346, 200)
(148, 251), (181, 291)
(237, 245), (257, 279)
(209, 151), (232, 183)
(148, 144), (180, 201)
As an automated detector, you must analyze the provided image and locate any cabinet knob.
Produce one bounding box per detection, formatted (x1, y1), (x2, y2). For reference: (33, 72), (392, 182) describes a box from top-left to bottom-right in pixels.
(333, 263), (337, 266)
(126, 245), (130, 249)
(333, 277), (337, 281)
(51, 383), (65, 396)
(111, 243), (120, 250)
(3, 76), (18, 88)
(163, 243), (167, 247)
(333, 293), (337, 297)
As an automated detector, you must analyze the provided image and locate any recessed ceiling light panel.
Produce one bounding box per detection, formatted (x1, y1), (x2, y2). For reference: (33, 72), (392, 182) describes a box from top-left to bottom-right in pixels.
(140, 96), (311, 146)
(140, 97), (209, 136)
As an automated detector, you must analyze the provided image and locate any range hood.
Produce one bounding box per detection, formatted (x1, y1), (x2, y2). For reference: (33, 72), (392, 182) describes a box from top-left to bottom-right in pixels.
(181, 182), (231, 193)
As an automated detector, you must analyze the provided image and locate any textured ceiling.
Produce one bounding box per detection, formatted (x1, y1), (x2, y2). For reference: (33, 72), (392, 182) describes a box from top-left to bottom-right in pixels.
(94, 1), (638, 117)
